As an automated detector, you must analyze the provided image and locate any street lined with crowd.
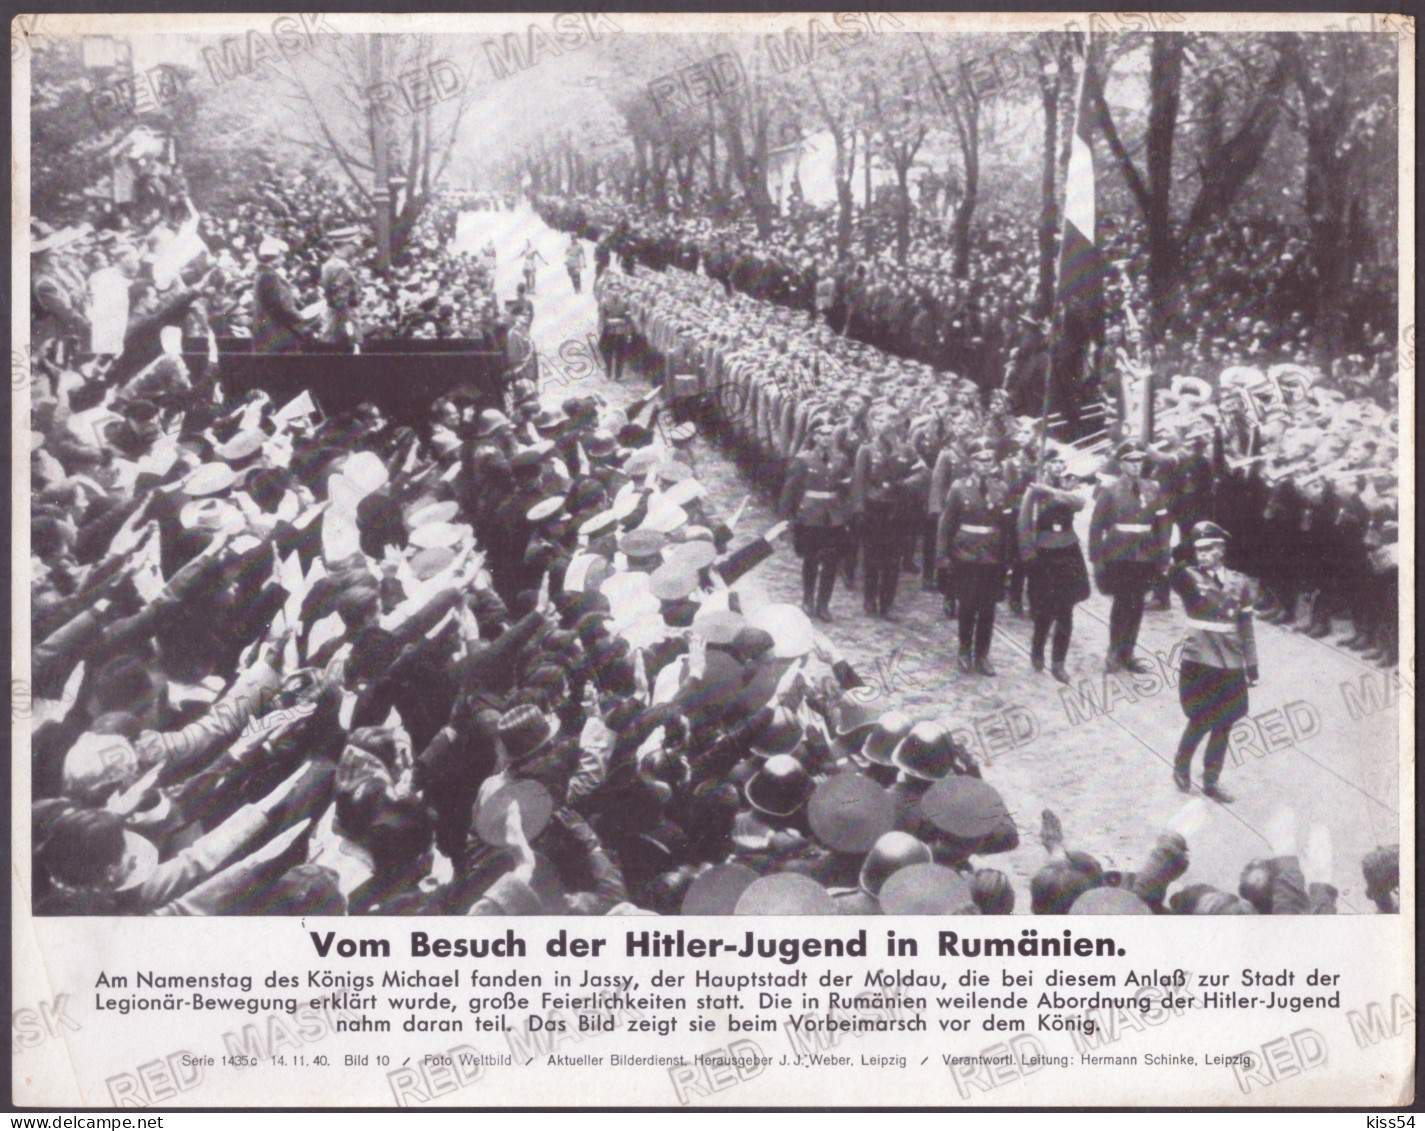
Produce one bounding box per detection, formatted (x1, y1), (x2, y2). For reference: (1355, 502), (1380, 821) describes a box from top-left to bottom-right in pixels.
(24, 152), (1400, 918)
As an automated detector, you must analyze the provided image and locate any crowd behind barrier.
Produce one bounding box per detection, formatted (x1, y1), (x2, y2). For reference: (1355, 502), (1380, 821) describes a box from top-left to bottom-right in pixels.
(26, 146), (1399, 915)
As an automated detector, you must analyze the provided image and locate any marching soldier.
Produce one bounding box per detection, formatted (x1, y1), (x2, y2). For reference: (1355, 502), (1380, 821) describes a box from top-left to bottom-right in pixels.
(777, 416), (852, 622)
(851, 410), (916, 620)
(1089, 440), (1171, 673)
(937, 437), (1014, 676)
(1018, 450), (1091, 683)
(1168, 521), (1259, 803)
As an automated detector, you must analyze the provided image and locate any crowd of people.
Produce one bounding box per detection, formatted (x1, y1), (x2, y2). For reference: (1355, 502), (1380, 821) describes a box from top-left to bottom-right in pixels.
(596, 262), (1400, 670)
(25, 128), (1400, 916)
(27, 337), (1399, 915)
(31, 150), (505, 374)
(537, 194), (1399, 402)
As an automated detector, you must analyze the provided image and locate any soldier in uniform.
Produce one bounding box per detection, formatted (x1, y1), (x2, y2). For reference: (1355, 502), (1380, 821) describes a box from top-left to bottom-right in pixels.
(937, 438), (1014, 676)
(777, 416), (852, 622)
(1168, 521), (1259, 803)
(1089, 440), (1171, 673)
(851, 410), (915, 620)
(318, 226), (363, 349)
(564, 236), (586, 294)
(1018, 450), (1091, 683)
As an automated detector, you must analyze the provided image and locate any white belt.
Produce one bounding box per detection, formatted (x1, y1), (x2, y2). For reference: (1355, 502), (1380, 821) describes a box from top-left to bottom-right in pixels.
(1050, 524), (1067, 532)
(961, 525), (994, 534)
(1115, 523), (1152, 532)
(804, 490), (836, 500)
(1185, 618), (1237, 633)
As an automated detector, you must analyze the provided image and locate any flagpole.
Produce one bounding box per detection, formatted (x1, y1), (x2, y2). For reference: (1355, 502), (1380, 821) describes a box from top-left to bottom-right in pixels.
(1038, 30), (1091, 470)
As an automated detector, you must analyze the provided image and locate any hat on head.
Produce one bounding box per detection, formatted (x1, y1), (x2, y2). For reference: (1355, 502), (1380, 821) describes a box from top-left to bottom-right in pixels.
(408, 521), (466, 549)
(578, 509), (619, 540)
(1190, 520), (1229, 545)
(497, 705), (560, 762)
(1115, 440), (1146, 461)
(668, 539), (717, 572)
(618, 528), (667, 561)
(1070, 887), (1151, 915)
(681, 863), (760, 916)
(407, 500), (459, 528)
(475, 409), (512, 439)
(63, 733), (140, 802)
(832, 697), (880, 742)
(919, 776), (1015, 848)
(527, 496), (566, 523)
(326, 225), (362, 244)
(747, 602), (814, 660)
(409, 546), (456, 581)
(534, 405), (568, 433)
(968, 437), (996, 457)
(639, 501), (688, 535)
(734, 871), (834, 915)
(863, 711), (914, 766)
(655, 460), (694, 484)
(808, 773), (896, 854)
(878, 862), (976, 915)
(586, 431), (618, 459)
(893, 721), (958, 782)
(474, 779), (555, 846)
(859, 831), (933, 896)
(729, 626), (776, 665)
(648, 561), (699, 601)
(691, 606), (745, 645)
(182, 462), (237, 497)
(257, 236), (288, 261)
(745, 754), (812, 817)
(624, 447), (660, 476)
(749, 705), (803, 759)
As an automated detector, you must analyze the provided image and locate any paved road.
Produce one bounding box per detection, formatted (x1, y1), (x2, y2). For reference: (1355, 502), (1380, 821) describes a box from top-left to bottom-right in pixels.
(457, 205), (1405, 913)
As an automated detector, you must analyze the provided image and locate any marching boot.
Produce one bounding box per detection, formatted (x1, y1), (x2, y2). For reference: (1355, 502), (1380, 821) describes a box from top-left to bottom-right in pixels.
(957, 648), (974, 675)
(1050, 663), (1071, 685)
(975, 655), (997, 677)
(1203, 782), (1236, 804)
(1031, 652), (1045, 673)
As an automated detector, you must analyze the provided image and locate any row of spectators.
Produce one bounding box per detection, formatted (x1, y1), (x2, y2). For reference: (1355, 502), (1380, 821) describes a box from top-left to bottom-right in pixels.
(536, 193), (1398, 404)
(31, 155), (504, 372)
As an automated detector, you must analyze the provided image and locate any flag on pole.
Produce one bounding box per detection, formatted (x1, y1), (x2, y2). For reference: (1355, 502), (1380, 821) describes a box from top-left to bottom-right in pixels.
(1049, 41), (1105, 436)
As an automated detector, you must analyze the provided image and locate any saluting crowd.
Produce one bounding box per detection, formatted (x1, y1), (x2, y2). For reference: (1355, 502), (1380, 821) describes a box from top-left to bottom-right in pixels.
(26, 141), (1400, 917)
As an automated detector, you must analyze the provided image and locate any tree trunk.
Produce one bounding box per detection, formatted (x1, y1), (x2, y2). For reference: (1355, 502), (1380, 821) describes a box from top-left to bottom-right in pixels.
(894, 160), (911, 265)
(950, 100), (979, 279)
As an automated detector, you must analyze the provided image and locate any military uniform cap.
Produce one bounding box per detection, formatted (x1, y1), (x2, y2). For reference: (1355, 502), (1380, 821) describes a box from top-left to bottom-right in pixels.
(1190, 520), (1229, 544)
(618, 528), (667, 559)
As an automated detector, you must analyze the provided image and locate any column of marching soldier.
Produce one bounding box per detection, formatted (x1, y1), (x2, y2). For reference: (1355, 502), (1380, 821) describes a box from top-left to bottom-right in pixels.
(592, 259), (1400, 808)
